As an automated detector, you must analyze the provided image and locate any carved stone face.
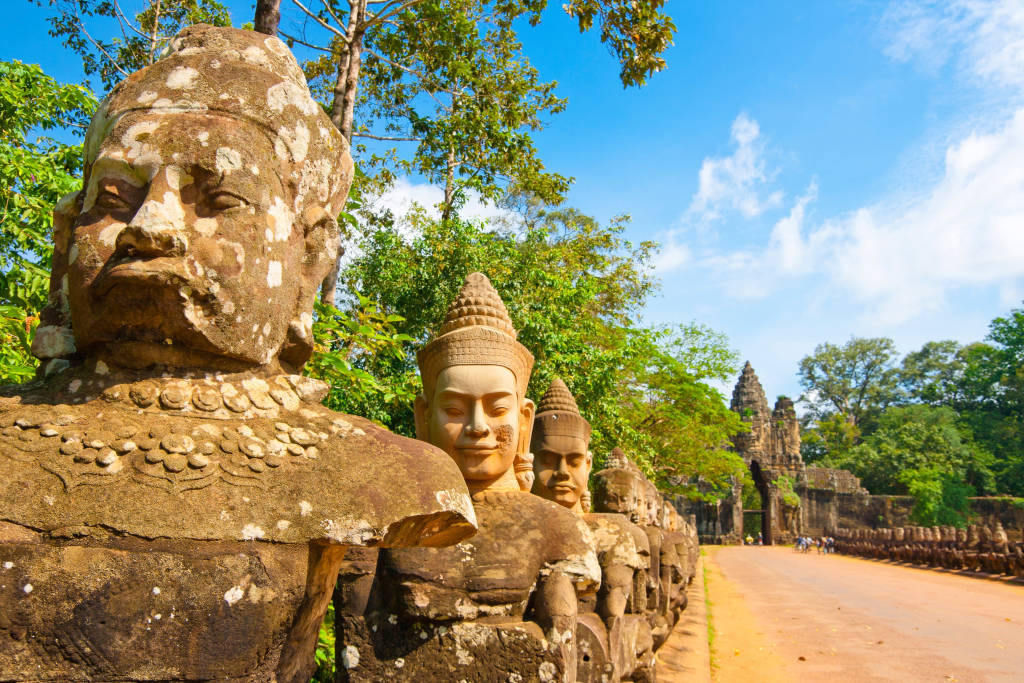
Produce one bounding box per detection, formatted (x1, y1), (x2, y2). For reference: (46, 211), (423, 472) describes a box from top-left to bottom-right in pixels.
(531, 433), (591, 512)
(593, 469), (642, 522)
(416, 365), (535, 492)
(67, 111), (331, 369)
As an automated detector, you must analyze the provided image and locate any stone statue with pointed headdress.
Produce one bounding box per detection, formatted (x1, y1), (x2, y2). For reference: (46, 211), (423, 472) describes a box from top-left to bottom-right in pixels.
(530, 378), (657, 681)
(336, 273), (600, 682)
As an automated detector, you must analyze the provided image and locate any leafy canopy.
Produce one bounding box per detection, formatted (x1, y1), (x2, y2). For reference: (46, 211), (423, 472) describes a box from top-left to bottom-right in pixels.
(334, 209), (745, 497)
(0, 60), (96, 382)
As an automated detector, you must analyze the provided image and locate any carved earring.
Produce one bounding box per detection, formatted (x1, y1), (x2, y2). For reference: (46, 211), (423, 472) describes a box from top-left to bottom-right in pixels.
(514, 452), (534, 492)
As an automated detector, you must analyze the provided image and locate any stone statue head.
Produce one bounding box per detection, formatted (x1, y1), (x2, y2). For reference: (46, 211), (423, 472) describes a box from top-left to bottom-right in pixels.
(530, 378), (592, 514)
(32, 25), (351, 374)
(592, 449), (646, 523)
(414, 273), (535, 494)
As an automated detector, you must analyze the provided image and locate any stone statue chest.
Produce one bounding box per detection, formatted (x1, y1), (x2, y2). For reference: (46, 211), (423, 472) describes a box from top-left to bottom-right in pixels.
(0, 378), (475, 681)
(0, 533), (310, 680)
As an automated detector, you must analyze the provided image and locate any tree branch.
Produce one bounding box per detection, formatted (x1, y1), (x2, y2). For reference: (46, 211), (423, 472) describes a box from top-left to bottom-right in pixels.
(291, 0), (347, 39)
(363, 0), (426, 29)
(279, 30), (334, 53)
(352, 133), (421, 141)
(320, 0), (346, 32)
(361, 47), (457, 102)
(111, 0), (149, 42)
(72, 8), (132, 80)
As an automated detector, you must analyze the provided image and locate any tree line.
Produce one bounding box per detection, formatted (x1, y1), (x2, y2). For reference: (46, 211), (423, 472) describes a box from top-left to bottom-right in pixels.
(797, 312), (1024, 525)
(1, 1), (748, 505)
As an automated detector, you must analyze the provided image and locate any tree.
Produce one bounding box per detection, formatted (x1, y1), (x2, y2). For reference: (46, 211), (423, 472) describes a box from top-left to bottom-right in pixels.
(899, 467), (973, 528)
(335, 207), (745, 493)
(797, 336), (901, 429)
(899, 339), (966, 406)
(799, 412), (859, 465)
(39, 0), (233, 92)
(279, 0), (675, 302)
(0, 60), (97, 382)
(953, 306), (1024, 496)
(819, 405), (994, 496)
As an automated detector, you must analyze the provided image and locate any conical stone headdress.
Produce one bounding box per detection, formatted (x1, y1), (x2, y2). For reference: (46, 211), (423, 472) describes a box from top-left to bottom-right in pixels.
(533, 378), (591, 441)
(417, 273), (534, 400)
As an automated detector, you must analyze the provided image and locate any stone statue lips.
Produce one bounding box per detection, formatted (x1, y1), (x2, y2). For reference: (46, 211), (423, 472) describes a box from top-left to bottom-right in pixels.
(93, 234), (194, 298)
(453, 443), (500, 463)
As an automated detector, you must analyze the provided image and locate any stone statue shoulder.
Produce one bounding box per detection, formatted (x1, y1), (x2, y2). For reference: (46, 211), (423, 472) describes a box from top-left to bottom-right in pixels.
(379, 491), (600, 620)
(473, 491), (601, 587)
(0, 371), (475, 547)
(583, 512), (648, 570)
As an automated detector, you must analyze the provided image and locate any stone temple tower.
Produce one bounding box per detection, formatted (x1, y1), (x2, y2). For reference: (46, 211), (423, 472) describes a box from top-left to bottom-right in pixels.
(729, 362), (802, 470)
(729, 362), (772, 459)
(684, 362), (868, 544)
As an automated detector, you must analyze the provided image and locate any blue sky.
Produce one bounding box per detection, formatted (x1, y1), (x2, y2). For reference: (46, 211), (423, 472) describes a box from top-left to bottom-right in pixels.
(7, 1), (1024, 402)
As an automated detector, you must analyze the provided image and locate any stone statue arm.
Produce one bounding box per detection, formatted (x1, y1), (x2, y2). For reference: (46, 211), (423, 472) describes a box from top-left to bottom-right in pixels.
(597, 561), (633, 625)
(532, 569), (579, 681)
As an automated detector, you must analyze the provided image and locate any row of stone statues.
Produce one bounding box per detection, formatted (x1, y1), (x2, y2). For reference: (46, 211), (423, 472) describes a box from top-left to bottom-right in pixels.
(332, 272), (699, 682)
(0, 25), (696, 682)
(834, 524), (1024, 577)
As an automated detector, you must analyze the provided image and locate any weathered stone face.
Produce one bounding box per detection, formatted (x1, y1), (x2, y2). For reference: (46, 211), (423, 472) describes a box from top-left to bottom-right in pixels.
(69, 111), (314, 368)
(419, 364), (532, 492)
(531, 432), (591, 511)
(530, 377), (592, 513)
(38, 23), (351, 373)
(414, 273), (536, 494)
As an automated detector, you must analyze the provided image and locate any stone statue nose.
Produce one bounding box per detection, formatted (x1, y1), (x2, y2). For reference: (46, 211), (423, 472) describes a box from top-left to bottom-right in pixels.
(116, 194), (189, 259)
(465, 404), (489, 437)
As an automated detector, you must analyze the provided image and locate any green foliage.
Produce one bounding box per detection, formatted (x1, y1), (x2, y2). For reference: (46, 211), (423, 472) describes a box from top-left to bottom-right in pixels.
(337, 209), (745, 497)
(899, 467), (972, 527)
(40, 0), (233, 92)
(898, 339), (966, 406)
(0, 60), (97, 382)
(800, 412), (859, 465)
(293, 0), (673, 220)
(311, 600), (335, 683)
(797, 336), (901, 429)
(818, 405), (993, 496)
(306, 299), (418, 424)
(774, 474), (800, 508)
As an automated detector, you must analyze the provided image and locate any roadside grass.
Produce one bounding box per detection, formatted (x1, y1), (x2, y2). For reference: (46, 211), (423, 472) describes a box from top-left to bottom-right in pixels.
(702, 547), (718, 675)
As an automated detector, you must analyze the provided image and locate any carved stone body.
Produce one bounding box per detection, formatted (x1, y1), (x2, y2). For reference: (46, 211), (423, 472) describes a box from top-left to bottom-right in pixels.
(339, 491), (598, 681)
(337, 276), (600, 682)
(0, 370), (474, 681)
(0, 25), (475, 681)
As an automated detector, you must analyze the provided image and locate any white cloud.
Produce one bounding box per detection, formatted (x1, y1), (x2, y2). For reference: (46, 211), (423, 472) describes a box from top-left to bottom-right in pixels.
(368, 177), (515, 231)
(882, 0), (1024, 91)
(768, 182), (818, 274)
(652, 237), (691, 273)
(687, 113), (783, 223)
(657, 1), (1024, 325)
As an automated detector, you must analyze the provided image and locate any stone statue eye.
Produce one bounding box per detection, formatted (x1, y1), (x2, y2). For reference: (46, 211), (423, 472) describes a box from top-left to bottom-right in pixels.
(96, 190), (130, 211)
(208, 190), (248, 210)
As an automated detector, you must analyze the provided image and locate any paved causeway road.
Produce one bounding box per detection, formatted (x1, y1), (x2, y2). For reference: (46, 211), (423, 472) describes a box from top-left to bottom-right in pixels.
(703, 546), (1024, 683)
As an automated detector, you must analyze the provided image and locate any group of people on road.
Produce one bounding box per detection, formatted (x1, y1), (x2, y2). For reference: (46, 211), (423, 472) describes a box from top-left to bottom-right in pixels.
(795, 536), (835, 553)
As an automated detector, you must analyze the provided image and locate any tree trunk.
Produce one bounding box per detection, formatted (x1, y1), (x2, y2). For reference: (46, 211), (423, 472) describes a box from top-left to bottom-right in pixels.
(253, 0), (282, 35)
(441, 144), (456, 222)
(321, 0), (367, 305)
(148, 0), (162, 65)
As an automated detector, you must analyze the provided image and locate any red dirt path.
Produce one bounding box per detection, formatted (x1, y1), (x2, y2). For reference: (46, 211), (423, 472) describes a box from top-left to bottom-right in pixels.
(704, 545), (1024, 682)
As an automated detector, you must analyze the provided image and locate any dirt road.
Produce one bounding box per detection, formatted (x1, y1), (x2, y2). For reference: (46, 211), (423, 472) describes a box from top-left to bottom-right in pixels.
(704, 546), (1024, 683)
